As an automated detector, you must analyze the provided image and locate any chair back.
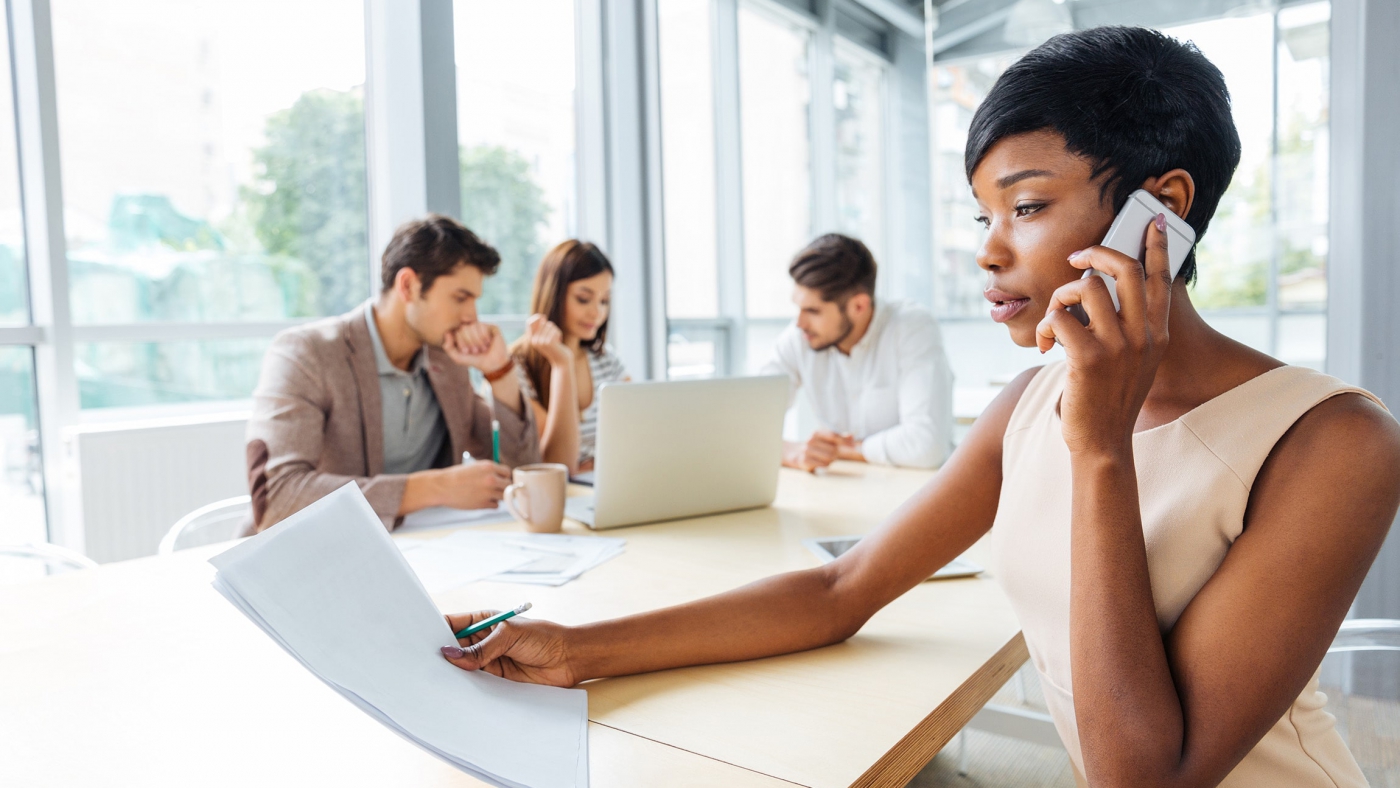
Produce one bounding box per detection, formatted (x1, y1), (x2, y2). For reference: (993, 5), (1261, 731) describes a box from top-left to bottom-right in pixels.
(1327, 618), (1400, 654)
(159, 495), (252, 555)
(0, 543), (98, 584)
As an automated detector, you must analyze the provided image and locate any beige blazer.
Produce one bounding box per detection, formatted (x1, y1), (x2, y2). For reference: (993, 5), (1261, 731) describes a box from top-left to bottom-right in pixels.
(244, 305), (540, 532)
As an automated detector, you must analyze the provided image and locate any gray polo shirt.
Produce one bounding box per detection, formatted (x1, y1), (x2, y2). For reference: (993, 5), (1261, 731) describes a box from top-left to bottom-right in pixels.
(365, 305), (448, 474)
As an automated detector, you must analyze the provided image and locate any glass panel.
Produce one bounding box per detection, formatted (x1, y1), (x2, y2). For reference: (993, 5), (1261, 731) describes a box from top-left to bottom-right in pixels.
(76, 339), (271, 410)
(1166, 13), (1275, 311)
(930, 57), (1015, 319)
(833, 45), (885, 262)
(0, 12), (28, 327)
(1275, 2), (1330, 312)
(454, 0), (576, 317)
(0, 348), (45, 545)
(739, 2), (811, 319)
(667, 324), (726, 381)
(52, 1), (369, 325)
(659, 0), (719, 320)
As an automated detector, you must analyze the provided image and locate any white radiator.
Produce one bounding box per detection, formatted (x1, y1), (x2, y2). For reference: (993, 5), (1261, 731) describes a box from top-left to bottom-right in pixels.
(64, 413), (249, 564)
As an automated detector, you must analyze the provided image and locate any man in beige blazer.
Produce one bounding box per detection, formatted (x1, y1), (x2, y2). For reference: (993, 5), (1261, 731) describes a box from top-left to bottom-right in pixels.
(245, 215), (546, 532)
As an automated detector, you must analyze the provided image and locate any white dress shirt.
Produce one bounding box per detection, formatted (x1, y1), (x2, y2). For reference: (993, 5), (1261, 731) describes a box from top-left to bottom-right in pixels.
(760, 299), (953, 469)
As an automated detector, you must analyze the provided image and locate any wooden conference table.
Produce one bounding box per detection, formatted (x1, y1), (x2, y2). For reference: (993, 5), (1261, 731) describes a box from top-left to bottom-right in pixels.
(0, 463), (1026, 788)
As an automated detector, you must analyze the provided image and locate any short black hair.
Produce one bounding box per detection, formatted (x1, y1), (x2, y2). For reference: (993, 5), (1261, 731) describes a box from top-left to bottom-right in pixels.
(788, 233), (877, 303)
(380, 214), (501, 293)
(965, 26), (1241, 283)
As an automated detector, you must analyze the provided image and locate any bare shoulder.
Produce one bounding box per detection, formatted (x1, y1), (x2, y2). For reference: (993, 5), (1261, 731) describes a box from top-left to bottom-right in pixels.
(1252, 390), (1400, 544)
(981, 365), (1047, 429)
(954, 365), (1048, 465)
(1277, 391), (1400, 474)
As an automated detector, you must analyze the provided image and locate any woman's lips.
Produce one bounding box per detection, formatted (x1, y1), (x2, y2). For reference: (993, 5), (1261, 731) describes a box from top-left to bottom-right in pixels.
(986, 290), (1032, 323)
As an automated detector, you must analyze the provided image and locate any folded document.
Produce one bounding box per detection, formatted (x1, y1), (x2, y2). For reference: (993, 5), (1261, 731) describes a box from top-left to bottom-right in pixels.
(210, 483), (589, 788)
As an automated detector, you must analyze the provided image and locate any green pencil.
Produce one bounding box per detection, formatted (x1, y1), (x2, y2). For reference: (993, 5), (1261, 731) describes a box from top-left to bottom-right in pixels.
(491, 419), (501, 463)
(454, 602), (531, 639)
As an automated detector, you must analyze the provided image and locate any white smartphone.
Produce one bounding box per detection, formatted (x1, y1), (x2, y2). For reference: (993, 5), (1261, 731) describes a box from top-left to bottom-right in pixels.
(1068, 189), (1196, 325)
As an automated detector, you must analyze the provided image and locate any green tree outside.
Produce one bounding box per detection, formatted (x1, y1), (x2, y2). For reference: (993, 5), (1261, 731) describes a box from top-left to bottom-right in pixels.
(460, 144), (551, 316)
(243, 88), (550, 319)
(243, 87), (370, 317)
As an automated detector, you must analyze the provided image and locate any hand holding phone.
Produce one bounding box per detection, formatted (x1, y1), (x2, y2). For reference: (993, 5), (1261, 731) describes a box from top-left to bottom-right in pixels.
(1067, 189), (1196, 326)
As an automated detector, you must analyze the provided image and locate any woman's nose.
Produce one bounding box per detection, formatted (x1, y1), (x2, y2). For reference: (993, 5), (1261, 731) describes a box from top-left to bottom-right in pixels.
(976, 227), (1012, 272)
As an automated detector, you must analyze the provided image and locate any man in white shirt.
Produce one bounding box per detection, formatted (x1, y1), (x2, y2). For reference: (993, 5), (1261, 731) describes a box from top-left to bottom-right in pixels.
(760, 234), (953, 471)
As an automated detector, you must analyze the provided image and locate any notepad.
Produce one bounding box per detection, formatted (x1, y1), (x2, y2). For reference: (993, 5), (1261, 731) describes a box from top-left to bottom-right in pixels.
(210, 484), (589, 788)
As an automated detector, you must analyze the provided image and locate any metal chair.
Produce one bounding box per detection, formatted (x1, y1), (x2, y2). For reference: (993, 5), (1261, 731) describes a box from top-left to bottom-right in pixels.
(0, 542), (98, 582)
(158, 495), (252, 555)
(1318, 618), (1400, 782)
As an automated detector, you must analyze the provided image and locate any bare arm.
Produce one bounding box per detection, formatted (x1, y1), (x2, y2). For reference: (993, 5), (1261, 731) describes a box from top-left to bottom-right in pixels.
(535, 363), (580, 473)
(440, 366), (1043, 686)
(513, 316), (581, 472)
(1038, 222), (1400, 788)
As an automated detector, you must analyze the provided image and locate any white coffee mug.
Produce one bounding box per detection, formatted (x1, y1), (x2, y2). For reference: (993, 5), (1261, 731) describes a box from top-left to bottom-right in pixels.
(503, 463), (568, 533)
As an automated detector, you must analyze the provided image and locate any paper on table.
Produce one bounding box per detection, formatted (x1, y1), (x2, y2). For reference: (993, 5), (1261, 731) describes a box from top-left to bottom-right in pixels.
(397, 538), (539, 594)
(403, 531), (625, 587)
(399, 503), (515, 533)
(210, 484), (588, 788)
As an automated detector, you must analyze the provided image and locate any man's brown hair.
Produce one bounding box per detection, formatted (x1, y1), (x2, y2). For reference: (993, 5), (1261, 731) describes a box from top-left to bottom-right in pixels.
(788, 233), (877, 303)
(380, 214), (501, 293)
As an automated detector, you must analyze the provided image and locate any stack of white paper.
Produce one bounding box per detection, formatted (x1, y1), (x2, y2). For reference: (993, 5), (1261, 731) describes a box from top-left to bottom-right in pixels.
(398, 531), (625, 588)
(210, 484), (588, 788)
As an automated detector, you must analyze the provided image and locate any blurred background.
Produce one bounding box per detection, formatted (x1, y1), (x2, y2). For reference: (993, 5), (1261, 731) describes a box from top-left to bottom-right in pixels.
(0, 0), (1387, 602)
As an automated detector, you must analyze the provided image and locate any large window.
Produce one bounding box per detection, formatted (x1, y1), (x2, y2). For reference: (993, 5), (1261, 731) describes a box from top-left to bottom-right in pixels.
(739, 2), (812, 320)
(453, 0), (577, 317)
(659, 0), (720, 321)
(51, 0), (368, 409)
(833, 43), (886, 262)
(659, 0), (723, 379)
(930, 2), (1332, 420)
(658, 0), (905, 380)
(0, 9), (43, 546)
(0, 349), (42, 547)
(0, 19), (24, 330)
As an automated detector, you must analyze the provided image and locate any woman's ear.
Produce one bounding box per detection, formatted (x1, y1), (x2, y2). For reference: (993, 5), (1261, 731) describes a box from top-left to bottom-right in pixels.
(1142, 169), (1196, 220)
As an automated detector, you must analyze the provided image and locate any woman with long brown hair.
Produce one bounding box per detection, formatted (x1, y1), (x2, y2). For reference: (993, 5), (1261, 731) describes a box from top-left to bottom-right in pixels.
(510, 240), (628, 474)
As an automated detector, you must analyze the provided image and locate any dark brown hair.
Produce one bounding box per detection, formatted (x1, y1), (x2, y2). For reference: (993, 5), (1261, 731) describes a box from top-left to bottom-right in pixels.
(511, 240), (615, 403)
(788, 233), (877, 303)
(380, 214), (501, 293)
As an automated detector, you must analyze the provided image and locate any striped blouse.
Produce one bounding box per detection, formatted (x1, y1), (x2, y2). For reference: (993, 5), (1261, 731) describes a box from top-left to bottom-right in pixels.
(518, 345), (628, 466)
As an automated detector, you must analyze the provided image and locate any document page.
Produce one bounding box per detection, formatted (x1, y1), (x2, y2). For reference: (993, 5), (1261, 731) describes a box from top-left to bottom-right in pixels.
(210, 484), (588, 788)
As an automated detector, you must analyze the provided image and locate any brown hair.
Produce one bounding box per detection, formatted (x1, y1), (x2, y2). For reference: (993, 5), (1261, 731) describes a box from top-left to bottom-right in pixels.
(788, 233), (877, 303)
(380, 214), (501, 293)
(511, 240), (615, 403)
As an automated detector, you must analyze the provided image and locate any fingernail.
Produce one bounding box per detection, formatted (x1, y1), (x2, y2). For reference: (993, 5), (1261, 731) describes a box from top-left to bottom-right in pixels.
(1154, 213), (1167, 232)
(441, 646), (465, 659)
(1067, 249), (1087, 261)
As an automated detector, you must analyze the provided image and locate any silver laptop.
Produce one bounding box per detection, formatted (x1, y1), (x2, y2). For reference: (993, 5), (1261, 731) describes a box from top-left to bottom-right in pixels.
(565, 375), (788, 529)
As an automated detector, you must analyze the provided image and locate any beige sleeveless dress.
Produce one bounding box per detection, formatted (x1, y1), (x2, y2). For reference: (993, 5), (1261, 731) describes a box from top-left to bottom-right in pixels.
(991, 361), (1378, 787)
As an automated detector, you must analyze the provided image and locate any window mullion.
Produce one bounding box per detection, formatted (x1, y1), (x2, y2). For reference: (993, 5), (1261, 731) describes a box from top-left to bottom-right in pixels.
(713, 0), (746, 376)
(10, 0), (77, 549)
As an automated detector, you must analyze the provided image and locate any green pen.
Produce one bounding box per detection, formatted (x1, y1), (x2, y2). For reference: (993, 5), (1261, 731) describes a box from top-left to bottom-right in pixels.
(491, 418), (501, 463)
(453, 602), (531, 639)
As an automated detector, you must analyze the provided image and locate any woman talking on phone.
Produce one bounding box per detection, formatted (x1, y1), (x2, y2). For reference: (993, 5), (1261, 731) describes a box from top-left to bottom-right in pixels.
(442, 28), (1399, 787)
